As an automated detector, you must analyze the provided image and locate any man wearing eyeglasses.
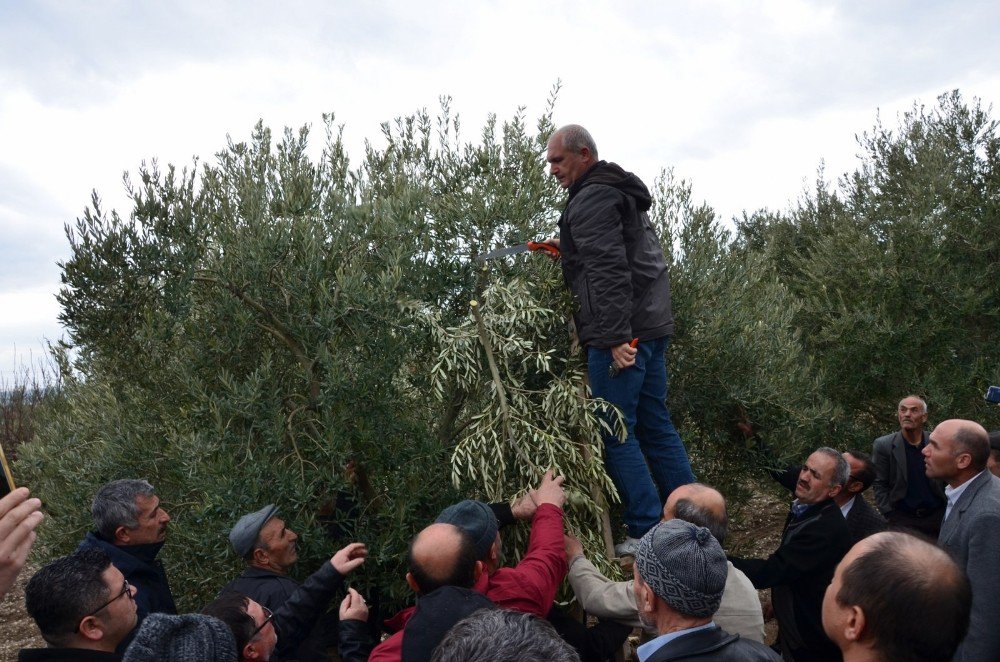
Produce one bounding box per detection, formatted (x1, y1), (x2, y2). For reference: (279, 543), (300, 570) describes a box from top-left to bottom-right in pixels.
(20, 549), (138, 661)
(221, 505), (367, 661)
(203, 592), (279, 662)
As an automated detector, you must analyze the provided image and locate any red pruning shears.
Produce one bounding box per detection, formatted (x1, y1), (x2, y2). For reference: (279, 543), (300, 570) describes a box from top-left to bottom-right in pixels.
(475, 241), (560, 262)
(608, 338), (640, 378)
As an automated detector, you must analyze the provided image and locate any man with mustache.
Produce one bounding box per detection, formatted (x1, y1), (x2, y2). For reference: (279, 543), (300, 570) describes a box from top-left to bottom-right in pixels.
(729, 447), (851, 662)
(872, 395), (946, 536)
(222, 505), (367, 661)
(77, 480), (176, 634)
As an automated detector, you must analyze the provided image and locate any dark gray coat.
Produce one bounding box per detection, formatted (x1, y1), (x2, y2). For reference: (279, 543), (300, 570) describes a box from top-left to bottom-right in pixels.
(558, 161), (674, 349)
(938, 471), (1000, 661)
(872, 430), (945, 514)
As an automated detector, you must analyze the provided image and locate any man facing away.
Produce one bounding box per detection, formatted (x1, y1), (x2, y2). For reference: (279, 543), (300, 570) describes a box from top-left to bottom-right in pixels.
(632, 519), (780, 661)
(729, 447), (851, 662)
(872, 395), (946, 536)
(822, 531), (971, 662)
(566, 482), (764, 642)
(546, 124), (695, 556)
(21, 549), (138, 661)
(76, 478), (176, 651)
(372, 470), (567, 661)
(220, 504), (367, 660)
(922, 418), (1000, 661)
(369, 523), (496, 662)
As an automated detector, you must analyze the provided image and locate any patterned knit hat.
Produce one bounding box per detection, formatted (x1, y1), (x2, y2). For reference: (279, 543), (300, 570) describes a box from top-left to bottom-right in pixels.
(634, 519), (727, 618)
(122, 613), (238, 662)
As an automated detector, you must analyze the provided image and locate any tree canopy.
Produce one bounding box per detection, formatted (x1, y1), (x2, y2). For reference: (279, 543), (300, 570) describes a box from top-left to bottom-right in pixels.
(19, 89), (999, 610)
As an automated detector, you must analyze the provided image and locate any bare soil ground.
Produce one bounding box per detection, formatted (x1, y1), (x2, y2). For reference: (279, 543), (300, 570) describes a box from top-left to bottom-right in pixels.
(1, 562), (44, 661)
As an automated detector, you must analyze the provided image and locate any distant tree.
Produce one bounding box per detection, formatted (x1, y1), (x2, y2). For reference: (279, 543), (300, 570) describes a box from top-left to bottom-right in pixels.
(737, 90), (1000, 436)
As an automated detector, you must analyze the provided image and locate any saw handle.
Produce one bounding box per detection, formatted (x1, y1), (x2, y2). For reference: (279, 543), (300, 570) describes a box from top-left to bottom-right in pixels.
(527, 241), (561, 258)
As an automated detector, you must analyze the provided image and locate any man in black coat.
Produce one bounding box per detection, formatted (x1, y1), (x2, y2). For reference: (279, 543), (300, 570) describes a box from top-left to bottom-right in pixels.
(221, 504), (367, 661)
(632, 519), (780, 661)
(76, 479), (176, 653)
(546, 124), (695, 556)
(836, 451), (886, 545)
(730, 447), (852, 662)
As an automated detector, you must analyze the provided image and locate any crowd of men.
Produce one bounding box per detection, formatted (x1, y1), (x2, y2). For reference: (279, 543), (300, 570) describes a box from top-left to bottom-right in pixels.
(4, 407), (997, 662)
(1, 125), (999, 661)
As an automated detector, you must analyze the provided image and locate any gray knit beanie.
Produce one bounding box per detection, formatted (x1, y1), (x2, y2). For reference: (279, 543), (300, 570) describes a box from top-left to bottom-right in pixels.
(123, 613), (238, 662)
(634, 519), (727, 618)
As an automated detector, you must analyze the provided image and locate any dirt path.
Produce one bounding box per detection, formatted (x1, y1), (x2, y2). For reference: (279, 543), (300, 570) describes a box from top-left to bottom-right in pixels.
(1, 563), (44, 661)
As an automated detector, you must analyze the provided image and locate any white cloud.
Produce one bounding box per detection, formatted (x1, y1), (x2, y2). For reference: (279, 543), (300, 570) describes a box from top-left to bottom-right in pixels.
(2, 0), (1000, 379)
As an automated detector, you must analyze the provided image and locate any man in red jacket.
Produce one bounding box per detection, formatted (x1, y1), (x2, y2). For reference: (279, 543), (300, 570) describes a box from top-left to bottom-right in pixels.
(370, 470), (567, 661)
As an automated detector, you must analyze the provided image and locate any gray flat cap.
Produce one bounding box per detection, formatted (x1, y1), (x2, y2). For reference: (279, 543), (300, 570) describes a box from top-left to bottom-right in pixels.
(229, 504), (278, 557)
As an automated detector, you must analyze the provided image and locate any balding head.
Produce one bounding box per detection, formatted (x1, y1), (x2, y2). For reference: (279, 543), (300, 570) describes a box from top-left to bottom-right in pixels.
(823, 531), (970, 661)
(663, 483), (729, 545)
(406, 523), (480, 595)
(924, 419), (990, 485)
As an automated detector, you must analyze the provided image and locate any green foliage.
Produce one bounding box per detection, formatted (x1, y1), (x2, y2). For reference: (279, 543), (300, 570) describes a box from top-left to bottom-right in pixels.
(22, 88), (998, 618)
(652, 170), (837, 508)
(736, 90), (1000, 437)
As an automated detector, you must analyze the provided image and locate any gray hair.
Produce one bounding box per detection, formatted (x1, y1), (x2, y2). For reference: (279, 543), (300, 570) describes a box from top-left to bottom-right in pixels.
(673, 498), (729, 546)
(899, 395), (928, 414)
(552, 124), (598, 159)
(431, 608), (580, 662)
(815, 447), (850, 487)
(92, 479), (156, 539)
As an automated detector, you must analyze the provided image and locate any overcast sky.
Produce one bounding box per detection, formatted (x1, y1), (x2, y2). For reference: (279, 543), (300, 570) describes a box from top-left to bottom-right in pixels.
(2, 0), (999, 381)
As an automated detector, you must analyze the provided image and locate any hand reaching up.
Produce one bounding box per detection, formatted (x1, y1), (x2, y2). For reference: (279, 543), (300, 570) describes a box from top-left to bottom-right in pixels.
(331, 542), (367, 575)
(533, 470), (566, 509)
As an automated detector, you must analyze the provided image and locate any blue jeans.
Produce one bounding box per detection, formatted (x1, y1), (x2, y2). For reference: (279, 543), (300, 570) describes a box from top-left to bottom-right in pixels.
(588, 336), (695, 538)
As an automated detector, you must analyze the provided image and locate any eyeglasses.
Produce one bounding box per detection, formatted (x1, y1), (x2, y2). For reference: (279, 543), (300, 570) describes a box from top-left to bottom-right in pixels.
(249, 605), (275, 640)
(76, 580), (132, 632)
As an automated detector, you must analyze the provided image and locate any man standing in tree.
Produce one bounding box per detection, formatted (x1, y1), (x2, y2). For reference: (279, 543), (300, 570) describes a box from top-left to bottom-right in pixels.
(546, 125), (695, 556)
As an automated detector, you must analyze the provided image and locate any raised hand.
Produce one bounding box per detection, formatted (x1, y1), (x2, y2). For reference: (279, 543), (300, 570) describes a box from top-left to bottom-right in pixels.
(330, 542), (367, 575)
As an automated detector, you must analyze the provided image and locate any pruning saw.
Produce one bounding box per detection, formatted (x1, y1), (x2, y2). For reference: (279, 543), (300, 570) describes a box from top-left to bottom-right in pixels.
(475, 241), (560, 262)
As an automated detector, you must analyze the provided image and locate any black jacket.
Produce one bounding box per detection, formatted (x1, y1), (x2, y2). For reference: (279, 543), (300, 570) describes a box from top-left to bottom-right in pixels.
(558, 161), (674, 348)
(221, 562), (348, 661)
(401, 586), (495, 662)
(76, 533), (177, 620)
(730, 500), (850, 662)
(644, 627), (781, 662)
(76, 532), (176, 655)
(843, 495), (886, 545)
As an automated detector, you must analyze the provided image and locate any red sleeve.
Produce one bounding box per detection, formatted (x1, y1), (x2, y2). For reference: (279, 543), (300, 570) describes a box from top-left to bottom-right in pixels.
(482, 502), (566, 617)
(368, 630), (403, 662)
